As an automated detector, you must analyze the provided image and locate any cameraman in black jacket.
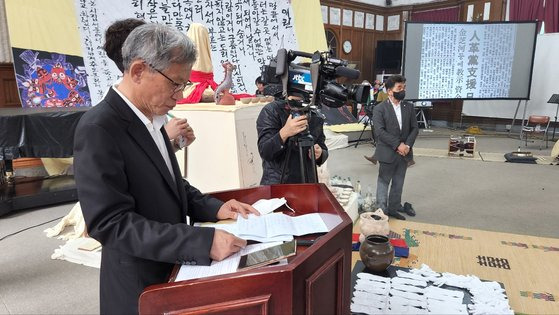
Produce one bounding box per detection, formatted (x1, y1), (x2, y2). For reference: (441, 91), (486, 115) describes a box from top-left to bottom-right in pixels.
(256, 97), (329, 185)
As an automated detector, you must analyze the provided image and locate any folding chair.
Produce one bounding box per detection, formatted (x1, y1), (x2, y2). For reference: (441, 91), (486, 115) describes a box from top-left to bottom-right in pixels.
(521, 115), (551, 149)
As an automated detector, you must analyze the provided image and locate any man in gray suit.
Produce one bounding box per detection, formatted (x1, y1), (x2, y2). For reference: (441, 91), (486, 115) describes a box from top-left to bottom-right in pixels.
(372, 75), (418, 220)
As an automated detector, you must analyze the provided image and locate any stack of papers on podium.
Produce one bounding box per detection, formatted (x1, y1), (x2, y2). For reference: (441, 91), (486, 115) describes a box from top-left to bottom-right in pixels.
(236, 213), (329, 242)
(196, 213), (330, 243)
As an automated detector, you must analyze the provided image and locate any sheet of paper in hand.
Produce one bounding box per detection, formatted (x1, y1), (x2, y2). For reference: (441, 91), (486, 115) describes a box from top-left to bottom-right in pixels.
(252, 197), (288, 215)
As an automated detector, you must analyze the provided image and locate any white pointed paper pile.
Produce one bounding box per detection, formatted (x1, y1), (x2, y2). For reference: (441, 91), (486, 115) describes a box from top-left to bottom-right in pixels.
(350, 264), (513, 315)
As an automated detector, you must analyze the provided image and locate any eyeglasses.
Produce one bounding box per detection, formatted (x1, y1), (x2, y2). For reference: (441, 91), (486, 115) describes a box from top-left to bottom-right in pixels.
(147, 63), (192, 93)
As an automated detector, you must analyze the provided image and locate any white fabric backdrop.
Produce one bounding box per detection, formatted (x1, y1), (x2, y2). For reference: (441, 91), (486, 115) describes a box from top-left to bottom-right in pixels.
(462, 33), (559, 120)
(0, 0), (12, 63)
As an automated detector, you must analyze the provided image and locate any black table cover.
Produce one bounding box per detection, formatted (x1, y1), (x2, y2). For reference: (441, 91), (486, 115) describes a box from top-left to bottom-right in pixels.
(0, 108), (88, 160)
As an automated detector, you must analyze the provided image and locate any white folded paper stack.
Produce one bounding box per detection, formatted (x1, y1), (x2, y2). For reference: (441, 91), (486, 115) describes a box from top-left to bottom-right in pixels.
(350, 264), (513, 315)
(329, 186), (354, 207)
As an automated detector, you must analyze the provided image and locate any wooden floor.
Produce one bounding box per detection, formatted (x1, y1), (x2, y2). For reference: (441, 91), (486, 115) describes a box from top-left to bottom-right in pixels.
(352, 220), (559, 314)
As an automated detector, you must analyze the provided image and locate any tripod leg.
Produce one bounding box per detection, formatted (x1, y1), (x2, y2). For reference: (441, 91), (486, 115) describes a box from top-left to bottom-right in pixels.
(354, 123), (368, 148)
(280, 145), (292, 184)
(421, 109), (429, 129)
(356, 114), (365, 124)
(297, 144), (307, 182)
(553, 104), (559, 141)
(310, 145), (318, 183)
(296, 138), (318, 184)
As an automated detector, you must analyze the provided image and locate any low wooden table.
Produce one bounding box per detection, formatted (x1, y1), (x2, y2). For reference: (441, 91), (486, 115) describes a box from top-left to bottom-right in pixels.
(353, 220), (559, 314)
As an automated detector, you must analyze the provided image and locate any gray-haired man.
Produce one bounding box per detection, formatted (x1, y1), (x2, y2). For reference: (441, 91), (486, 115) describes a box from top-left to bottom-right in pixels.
(74, 23), (259, 314)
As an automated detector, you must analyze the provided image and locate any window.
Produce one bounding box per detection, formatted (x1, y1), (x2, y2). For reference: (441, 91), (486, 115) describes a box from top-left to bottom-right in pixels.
(325, 29), (338, 58)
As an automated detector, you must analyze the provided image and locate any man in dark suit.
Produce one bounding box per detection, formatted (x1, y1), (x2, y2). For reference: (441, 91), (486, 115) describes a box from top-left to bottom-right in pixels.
(372, 75), (418, 220)
(74, 24), (258, 314)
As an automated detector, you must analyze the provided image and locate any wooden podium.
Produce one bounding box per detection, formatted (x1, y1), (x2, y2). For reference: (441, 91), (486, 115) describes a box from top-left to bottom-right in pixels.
(139, 184), (353, 314)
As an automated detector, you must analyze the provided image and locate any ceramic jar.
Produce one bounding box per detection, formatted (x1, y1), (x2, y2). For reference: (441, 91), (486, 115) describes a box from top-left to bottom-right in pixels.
(358, 210), (389, 242)
(359, 235), (394, 272)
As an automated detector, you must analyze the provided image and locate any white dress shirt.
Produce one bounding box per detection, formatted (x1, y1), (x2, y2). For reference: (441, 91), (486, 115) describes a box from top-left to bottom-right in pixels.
(112, 85), (176, 182)
(390, 98), (402, 130)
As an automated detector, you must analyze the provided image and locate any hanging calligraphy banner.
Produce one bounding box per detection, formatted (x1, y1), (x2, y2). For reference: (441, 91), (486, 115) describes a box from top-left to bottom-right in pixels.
(75, 0), (298, 104)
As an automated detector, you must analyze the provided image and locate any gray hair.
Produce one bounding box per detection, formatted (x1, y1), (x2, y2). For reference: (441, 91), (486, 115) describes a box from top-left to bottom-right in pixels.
(121, 23), (197, 71)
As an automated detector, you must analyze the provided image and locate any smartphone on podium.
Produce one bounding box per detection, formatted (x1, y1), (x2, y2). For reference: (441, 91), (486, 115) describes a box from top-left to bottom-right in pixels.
(237, 240), (297, 271)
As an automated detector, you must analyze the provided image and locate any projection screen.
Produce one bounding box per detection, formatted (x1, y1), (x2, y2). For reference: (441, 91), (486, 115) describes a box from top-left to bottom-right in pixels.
(403, 22), (537, 101)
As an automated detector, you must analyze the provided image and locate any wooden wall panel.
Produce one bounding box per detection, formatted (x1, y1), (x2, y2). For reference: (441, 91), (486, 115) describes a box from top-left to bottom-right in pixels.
(166, 295), (271, 315)
(430, 100), (463, 125)
(363, 31), (376, 82)
(350, 28), (364, 73)
(306, 250), (345, 315)
(0, 63), (20, 108)
(407, 0), (504, 22)
(460, 0), (506, 22)
(321, 0), (397, 82)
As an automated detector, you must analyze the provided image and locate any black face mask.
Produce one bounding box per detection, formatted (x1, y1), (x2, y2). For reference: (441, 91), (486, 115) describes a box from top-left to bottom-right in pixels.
(393, 90), (406, 101)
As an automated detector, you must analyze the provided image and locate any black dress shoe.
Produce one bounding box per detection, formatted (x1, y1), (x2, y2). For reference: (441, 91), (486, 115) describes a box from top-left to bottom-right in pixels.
(400, 202), (416, 216)
(364, 155), (378, 164)
(387, 210), (406, 220)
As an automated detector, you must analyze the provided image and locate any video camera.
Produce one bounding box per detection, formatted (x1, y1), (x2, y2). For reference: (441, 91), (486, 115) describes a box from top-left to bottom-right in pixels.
(260, 49), (370, 110)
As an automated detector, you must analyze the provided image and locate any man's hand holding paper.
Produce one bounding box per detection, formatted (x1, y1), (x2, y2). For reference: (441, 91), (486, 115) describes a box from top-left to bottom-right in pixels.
(217, 199), (261, 220)
(251, 197), (289, 215)
(211, 199), (259, 261)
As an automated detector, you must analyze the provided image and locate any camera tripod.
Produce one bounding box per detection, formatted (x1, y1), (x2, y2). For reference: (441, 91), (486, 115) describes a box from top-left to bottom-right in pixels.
(354, 102), (376, 148)
(280, 131), (318, 184)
